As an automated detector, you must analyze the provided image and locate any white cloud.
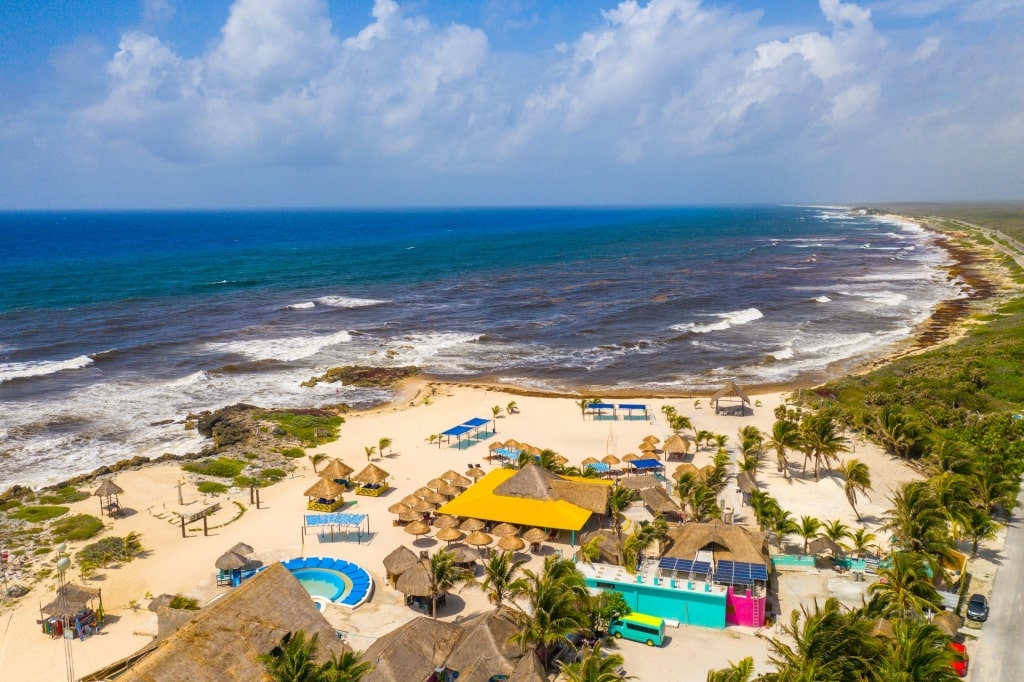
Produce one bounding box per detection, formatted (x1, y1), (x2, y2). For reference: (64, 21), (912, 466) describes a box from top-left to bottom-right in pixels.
(911, 36), (941, 62)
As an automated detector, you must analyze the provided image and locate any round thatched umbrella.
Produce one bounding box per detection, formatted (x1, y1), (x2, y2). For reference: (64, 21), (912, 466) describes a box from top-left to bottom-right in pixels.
(640, 442), (658, 454)
(440, 470), (462, 482)
(398, 510), (422, 523)
(522, 527), (548, 543)
(460, 518), (486, 532)
(644, 434), (661, 443)
(401, 494), (422, 506)
(491, 522), (519, 537)
(465, 467), (486, 479)
(388, 502), (411, 515)
(414, 486), (435, 498)
(524, 445), (542, 456)
(229, 542), (254, 556)
(503, 439), (521, 450)
(601, 454), (621, 466)
(641, 449), (660, 461)
(664, 433), (691, 455)
(404, 520), (431, 537)
(426, 477), (447, 490)
(437, 483), (461, 498)
(215, 550), (248, 571)
(621, 453), (639, 463)
(581, 457), (599, 466)
(436, 527), (464, 545)
(434, 515), (460, 529)
(448, 546), (478, 565)
(451, 475), (472, 488)
(552, 455), (568, 466)
(488, 440), (505, 451)
(411, 499), (437, 514)
(465, 531), (493, 548)
(673, 463), (700, 481)
(497, 535), (525, 552)
(424, 491), (448, 505)
(320, 459), (354, 481)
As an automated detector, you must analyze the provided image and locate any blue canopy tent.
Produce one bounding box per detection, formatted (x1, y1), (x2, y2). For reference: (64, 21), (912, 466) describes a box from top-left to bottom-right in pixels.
(629, 458), (664, 473)
(618, 403), (650, 420)
(439, 417), (493, 448)
(584, 403), (617, 420)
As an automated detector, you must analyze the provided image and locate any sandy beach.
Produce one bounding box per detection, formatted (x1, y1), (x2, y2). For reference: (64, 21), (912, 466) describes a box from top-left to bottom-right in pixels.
(0, 379), (937, 681)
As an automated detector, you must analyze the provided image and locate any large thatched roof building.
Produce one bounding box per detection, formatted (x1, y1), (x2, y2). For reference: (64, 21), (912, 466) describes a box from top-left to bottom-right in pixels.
(362, 607), (545, 682)
(81, 563), (347, 682)
(664, 521), (769, 566)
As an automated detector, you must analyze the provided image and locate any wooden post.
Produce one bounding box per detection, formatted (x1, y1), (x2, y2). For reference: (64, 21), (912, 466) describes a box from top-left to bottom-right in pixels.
(180, 516), (187, 538)
(203, 514), (209, 537)
(249, 485), (254, 505)
(255, 487), (261, 509)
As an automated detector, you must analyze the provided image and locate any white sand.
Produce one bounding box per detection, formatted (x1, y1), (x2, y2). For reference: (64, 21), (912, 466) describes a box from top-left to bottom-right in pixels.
(0, 382), (924, 681)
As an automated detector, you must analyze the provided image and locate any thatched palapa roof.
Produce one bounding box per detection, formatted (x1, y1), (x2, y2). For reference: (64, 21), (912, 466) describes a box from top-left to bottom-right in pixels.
(491, 463), (611, 514)
(394, 560), (433, 597)
(444, 607), (545, 682)
(40, 584), (101, 617)
(807, 536), (846, 557)
(304, 477), (345, 499)
(640, 486), (681, 515)
(82, 563), (346, 682)
(382, 545), (419, 577)
(362, 617), (463, 682)
(319, 459), (354, 480)
(664, 521), (769, 566)
(736, 471), (757, 494)
(619, 474), (659, 491)
(93, 479), (124, 497)
(932, 611), (963, 638)
(353, 463), (390, 485)
(712, 380), (751, 405)
(664, 433), (691, 454)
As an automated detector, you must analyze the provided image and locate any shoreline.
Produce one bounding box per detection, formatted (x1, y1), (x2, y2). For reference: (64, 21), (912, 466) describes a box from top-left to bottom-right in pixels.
(10, 213), (1012, 496)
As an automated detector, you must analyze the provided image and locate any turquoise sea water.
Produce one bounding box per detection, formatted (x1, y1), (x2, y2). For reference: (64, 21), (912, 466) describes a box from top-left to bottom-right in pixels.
(0, 206), (963, 487)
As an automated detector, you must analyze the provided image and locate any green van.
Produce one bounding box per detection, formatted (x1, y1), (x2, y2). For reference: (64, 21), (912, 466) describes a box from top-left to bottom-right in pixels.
(608, 612), (665, 647)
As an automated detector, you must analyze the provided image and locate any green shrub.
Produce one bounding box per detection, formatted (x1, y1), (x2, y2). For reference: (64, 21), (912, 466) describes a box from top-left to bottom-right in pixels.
(256, 412), (343, 446)
(243, 452), (259, 460)
(278, 447), (306, 459)
(9, 505), (69, 523)
(51, 514), (105, 542)
(38, 487), (89, 505)
(76, 532), (144, 568)
(182, 457), (247, 478)
(0, 500), (23, 512)
(197, 481), (229, 495)
(168, 594), (201, 610)
(259, 468), (287, 483)
(33, 546), (52, 555)
(233, 475), (257, 488)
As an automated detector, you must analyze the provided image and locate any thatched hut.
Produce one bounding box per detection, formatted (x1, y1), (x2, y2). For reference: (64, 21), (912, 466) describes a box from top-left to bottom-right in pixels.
(672, 462), (700, 481)
(382, 545), (419, 586)
(444, 607), (546, 682)
(81, 564), (346, 682)
(807, 536), (846, 558)
(663, 434), (691, 459)
(712, 380), (751, 415)
(639, 486), (682, 519)
(93, 479), (125, 517)
(932, 610), (963, 638)
(319, 458), (354, 483)
(352, 464), (390, 496)
(304, 477), (345, 512)
(619, 474), (659, 491)
(362, 617), (463, 682)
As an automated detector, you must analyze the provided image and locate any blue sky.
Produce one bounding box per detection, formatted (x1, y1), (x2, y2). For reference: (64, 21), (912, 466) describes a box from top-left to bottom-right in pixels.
(1, 0), (1021, 209)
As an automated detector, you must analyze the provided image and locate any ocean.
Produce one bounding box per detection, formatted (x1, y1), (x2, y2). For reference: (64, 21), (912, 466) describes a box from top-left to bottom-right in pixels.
(0, 205), (963, 489)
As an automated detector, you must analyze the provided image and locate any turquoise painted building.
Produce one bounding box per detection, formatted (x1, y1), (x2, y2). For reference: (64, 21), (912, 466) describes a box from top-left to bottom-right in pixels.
(576, 562), (728, 629)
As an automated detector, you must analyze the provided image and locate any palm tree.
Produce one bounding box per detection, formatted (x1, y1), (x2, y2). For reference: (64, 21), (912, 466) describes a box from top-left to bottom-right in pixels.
(800, 411), (847, 481)
(797, 515), (822, 554)
(506, 400), (518, 414)
(319, 649), (374, 682)
(577, 398), (598, 419)
(661, 404), (677, 420)
(867, 551), (943, 619)
(511, 557), (588, 668)
(427, 549), (473, 619)
(738, 425), (763, 460)
(761, 598), (880, 681)
(695, 429), (714, 451)
(961, 506), (998, 557)
(491, 405), (503, 423)
(309, 453), (327, 474)
(476, 550), (527, 605)
(261, 630), (320, 682)
(872, 619), (961, 682)
(839, 459), (872, 521)
(377, 437), (392, 458)
(767, 509), (799, 550)
(689, 484), (722, 523)
(671, 414), (694, 436)
(883, 482), (955, 560)
(579, 535), (603, 564)
(706, 656), (755, 682)
(821, 519), (852, 546)
(765, 419), (801, 478)
(872, 404), (925, 459)
(846, 527), (877, 557)
(927, 471), (972, 536)
(363, 445), (376, 462)
(559, 643), (634, 682)
(607, 486), (639, 549)
(749, 490), (782, 532)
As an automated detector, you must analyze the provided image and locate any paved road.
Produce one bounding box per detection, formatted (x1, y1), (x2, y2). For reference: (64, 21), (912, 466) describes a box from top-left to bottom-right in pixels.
(968, 482), (1024, 681)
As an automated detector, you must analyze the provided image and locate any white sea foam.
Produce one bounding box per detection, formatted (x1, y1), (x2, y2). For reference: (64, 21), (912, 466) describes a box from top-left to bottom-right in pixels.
(203, 330), (353, 362)
(814, 296), (832, 303)
(670, 308), (763, 334)
(0, 355), (93, 384)
(316, 296), (390, 308)
(839, 290), (908, 306)
(285, 301), (316, 309)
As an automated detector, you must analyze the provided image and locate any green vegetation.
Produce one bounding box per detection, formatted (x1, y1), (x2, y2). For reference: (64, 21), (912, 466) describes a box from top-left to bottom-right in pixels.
(182, 457), (247, 478)
(38, 486), (90, 505)
(50, 514), (105, 542)
(8, 505), (69, 523)
(168, 594), (201, 610)
(0, 500), (23, 512)
(257, 412), (344, 446)
(277, 446), (306, 459)
(259, 468), (287, 483)
(76, 532), (144, 569)
(197, 481), (229, 495)
(261, 630), (372, 682)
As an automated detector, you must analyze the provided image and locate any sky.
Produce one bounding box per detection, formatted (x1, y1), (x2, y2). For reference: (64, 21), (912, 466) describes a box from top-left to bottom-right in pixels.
(0, 0), (1022, 209)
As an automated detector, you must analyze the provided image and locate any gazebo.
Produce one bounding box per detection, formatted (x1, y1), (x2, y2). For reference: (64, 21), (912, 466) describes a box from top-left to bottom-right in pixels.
(712, 380), (751, 416)
(382, 545), (420, 586)
(353, 464), (390, 497)
(304, 477), (346, 512)
(93, 479), (124, 517)
(663, 434), (691, 460)
(40, 583), (103, 638)
(319, 459), (354, 486)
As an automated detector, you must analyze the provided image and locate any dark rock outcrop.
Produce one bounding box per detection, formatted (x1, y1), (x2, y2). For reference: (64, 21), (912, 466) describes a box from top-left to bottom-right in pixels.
(301, 365), (420, 388)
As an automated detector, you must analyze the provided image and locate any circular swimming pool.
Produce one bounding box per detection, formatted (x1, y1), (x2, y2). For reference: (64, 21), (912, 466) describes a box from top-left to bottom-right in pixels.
(282, 557), (373, 609)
